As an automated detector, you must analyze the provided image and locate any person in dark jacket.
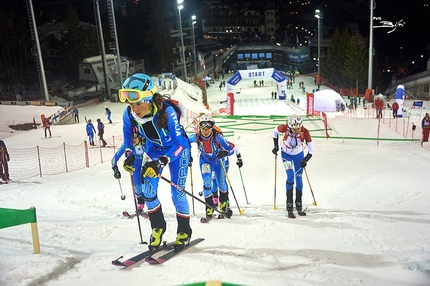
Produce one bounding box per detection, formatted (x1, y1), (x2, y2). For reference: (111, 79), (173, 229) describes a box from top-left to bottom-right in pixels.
(0, 140), (10, 182)
(97, 119), (107, 147)
(421, 113), (430, 146)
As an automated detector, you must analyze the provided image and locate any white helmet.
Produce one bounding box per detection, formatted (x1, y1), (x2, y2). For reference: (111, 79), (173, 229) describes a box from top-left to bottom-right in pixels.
(199, 113), (215, 129)
(288, 114), (302, 129)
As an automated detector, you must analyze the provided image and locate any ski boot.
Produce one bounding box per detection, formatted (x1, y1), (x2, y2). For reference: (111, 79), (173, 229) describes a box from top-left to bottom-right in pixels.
(149, 228), (165, 251)
(287, 203), (296, 219)
(295, 202), (306, 216)
(174, 232), (190, 250)
(218, 200), (232, 219)
(206, 207), (213, 219)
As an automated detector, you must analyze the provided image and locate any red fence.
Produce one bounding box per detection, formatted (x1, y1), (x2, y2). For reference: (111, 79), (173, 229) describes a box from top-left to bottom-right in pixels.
(6, 135), (123, 181)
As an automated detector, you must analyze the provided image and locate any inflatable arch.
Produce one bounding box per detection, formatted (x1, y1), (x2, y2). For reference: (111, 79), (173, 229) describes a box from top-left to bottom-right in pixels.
(224, 68), (288, 115)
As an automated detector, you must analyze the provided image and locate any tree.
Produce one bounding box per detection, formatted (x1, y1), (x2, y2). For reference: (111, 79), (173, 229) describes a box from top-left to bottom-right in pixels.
(322, 27), (350, 86)
(342, 30), (368, 93)
(60, 6), (99, 80)
(117, 0), (175, 74)
(0, 6), (33, 92)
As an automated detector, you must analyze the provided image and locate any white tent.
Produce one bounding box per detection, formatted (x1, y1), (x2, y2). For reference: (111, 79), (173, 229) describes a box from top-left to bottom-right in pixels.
(313, 89), (346, 112)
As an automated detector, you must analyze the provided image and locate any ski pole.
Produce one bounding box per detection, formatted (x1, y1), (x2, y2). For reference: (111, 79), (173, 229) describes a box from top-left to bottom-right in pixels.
(158, 174), (232, 218)
(118, 178), (126, 200)
(304, 168), (318, 206)
(220, 159), (244, 215)
(129, 173), (147, 244)
(238, 167), (250, 204)
(274, 155), (278, 210)
(189, 165), (195, 216)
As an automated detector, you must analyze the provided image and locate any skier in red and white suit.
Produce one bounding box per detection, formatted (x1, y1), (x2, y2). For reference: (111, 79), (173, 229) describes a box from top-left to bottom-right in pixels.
(272, 114), (314, 218)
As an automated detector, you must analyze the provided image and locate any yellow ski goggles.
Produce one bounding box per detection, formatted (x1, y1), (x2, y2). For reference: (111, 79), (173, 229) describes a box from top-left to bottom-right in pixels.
(118, 87), (156, 103)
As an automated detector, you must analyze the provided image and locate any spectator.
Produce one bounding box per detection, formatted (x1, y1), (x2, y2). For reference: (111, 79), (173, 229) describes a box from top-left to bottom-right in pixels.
(96, 119), (107, 147)
(421, 113), (430, 146)
(72, 107), (79, 123)
(392, 101), (399, 118)
(86, 119), (97, 146)
(104, 106), (113, 124)
(43, 117), (52, 138)
(0, 140), (10, 182)
(375, 97), (384, 118)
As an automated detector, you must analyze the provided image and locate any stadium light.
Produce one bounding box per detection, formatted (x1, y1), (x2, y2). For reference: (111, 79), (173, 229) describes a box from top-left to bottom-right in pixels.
(177, 0), (187, 80)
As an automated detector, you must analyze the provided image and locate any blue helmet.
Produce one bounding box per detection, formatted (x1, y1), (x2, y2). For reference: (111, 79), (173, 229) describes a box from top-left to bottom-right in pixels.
(121, 73), (157, 94)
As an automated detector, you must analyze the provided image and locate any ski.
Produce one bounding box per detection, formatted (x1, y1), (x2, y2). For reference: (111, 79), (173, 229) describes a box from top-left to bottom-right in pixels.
(123, 211), (148, 219)
(112, 241), (174, 268)
(146, 238), (204, 265)
(200, 208), (233, 223)
(200, 217), (212, 223)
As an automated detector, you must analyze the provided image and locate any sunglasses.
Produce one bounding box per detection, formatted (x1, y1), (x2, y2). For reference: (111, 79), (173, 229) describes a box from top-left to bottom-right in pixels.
(118, 88), (155, 103)
(199, 121), (214, 129)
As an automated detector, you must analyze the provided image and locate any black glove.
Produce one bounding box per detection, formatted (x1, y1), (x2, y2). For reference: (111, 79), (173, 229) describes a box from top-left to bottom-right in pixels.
(123, 151), (135, 173)
(236, 153), (243, 168)
(300, 153), (313, 168)
(112, 165), (121, 179)
(272, 137), (279, 155)
(189, 156), (193, 167)
(216, 150), (229, 158)
(142, 156), (169, 178)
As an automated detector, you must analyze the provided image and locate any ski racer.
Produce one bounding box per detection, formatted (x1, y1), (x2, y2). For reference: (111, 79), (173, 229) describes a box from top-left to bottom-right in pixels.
(188, 114), (243, 221)
(119, 73), (192, 250)
(272, 114), (314, 218)
(111, 127), (147, 217)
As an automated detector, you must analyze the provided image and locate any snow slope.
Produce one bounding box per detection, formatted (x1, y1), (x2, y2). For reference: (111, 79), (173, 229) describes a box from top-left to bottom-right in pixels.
(0, 75), (429, 286)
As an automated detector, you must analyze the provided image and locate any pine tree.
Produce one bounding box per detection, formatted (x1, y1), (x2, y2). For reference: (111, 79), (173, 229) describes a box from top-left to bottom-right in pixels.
(61, 6), (99, 80)
(342, 30), (368, 93)
(322, 27), (350, 86)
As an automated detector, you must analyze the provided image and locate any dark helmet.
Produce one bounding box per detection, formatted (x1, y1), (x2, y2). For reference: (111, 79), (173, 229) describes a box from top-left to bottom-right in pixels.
(97, 119), (101, 122)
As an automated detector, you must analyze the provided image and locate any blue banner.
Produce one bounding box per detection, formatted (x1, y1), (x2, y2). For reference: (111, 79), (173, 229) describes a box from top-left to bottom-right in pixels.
(413, 101), (423, 107)
(227, 71), (242, 86)
(271, 69), (287, 82)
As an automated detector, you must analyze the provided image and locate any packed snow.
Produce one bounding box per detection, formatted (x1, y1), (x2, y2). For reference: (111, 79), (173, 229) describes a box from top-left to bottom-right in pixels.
(0, 75), (429, 286)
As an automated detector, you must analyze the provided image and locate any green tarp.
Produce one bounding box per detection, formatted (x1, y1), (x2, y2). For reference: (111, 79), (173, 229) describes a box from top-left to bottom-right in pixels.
(0, 207), (37, 229)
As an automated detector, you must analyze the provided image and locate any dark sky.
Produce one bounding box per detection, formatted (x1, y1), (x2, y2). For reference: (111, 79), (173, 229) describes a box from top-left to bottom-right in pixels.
(19, 0), (430, 71)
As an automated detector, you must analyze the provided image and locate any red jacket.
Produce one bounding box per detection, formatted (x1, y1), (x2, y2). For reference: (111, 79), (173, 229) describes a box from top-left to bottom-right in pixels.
(375, 98), (384, 109)
(392, 102), (399, 111)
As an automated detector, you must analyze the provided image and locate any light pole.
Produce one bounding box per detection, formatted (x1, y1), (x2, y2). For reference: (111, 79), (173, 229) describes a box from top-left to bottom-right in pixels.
(315, 9), (323, 85)
(177, 0), (187, 80)
(366, 0), (376, 99)
(191, 15), (197, 77)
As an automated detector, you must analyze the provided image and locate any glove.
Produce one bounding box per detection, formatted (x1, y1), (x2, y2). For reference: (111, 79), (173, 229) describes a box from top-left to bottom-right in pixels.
(142, 156), (169, 178)
(189, 156), (193, 167)
(300, 153), (313, 168)
(216, 150), (229, 158)
(112, 165), (121, 179)
(236, 153), (243, 168)
(272, 137), (279, 155)
(123, 151), (135, 173)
